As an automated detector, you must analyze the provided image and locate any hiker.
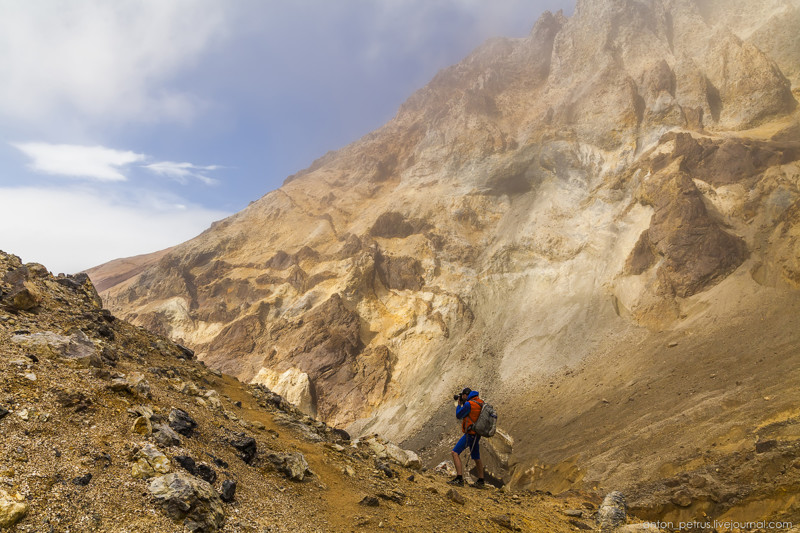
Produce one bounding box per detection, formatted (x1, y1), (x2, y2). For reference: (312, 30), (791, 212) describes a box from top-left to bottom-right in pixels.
(449, 387), (485, 487)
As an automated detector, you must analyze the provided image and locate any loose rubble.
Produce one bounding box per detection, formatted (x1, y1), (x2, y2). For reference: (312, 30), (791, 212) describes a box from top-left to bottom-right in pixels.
(0, 248), (661, 531)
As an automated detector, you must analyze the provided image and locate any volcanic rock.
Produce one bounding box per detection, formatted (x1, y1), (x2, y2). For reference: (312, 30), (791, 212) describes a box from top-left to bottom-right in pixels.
(267, 451), (311, 481)
(148, 472), (225, 532)
(168, 408), (197, 437)
(597, 491), (627, 531)
(0, 489), (28, 528)
(153, 423), (183, 447)
(229, 433), (257, 464)
(220, 480), (236, 503)
(132, 444), (171, 479)
(446, 489), (465, 505)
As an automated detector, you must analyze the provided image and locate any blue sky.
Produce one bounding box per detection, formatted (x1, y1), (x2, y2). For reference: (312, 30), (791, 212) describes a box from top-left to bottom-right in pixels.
(0, 0), (573, 273)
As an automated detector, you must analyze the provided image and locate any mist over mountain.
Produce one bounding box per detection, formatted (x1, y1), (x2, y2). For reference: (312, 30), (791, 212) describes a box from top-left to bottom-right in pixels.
(89, 0), (800, 525)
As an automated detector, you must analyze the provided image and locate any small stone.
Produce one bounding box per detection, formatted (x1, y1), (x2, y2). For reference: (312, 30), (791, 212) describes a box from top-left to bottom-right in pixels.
(132, 416), (153, 436)
(129, 373), (151, 398)
(689, 475), (707, 488)
(343, 465), (356, 477)
(375, 460), (394, 478)
(95, 453), (112, 468)
(446, 489), (465, 505)
(671, 489), (692, 507)
(195, 463), (217, 484)
(131, 444), (171, 479)
(755, 440), (777, 453)
(181, 381), (202, 396)
(490, 514), (514, 530)
(109, 377), (132, 393)
(23, 372), (36, 381)
(668, 341), (678, 347)
(174, 455), (197, 475)
(564, 509), (583, 517)
(268, 452), (311, 481)
(152, 423), (182, 447)
(0, 406), (9, 420)
(211, 457), (229, 469)
(57, 391), (92, 412)
(175, 343), (195, 359)
(403, 449), (422, 471)
(230, 433), (257, 464)
(359, 496), (380, 507)
(17, 409), (29, 421)
(72, 473), (92, 486)
(168, 408), (197, 437)
(569, 519), (594, 530)
(377, 490), (405, 503)
(332, 428), (351, 442)
(10, 287), (39, 311)
(0, 489), (29, 528)
(220, 480), (236, 503)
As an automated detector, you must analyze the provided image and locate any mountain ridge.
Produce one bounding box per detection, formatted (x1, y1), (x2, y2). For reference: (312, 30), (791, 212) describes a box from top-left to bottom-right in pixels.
(89, 0), (800, 524)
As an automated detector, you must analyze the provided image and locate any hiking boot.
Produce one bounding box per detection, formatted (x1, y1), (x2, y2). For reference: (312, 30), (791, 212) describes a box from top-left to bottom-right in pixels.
(472, 478), (486, 489)
(447, 476), (464, 486)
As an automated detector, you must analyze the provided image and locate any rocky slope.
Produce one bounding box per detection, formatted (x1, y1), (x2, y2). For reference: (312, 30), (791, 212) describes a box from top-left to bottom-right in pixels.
(0, 250), (657, 532)
(89, 0), (800, 526)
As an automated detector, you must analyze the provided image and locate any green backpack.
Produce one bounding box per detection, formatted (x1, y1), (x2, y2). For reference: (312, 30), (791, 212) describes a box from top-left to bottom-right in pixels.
(472, 401), (497, 437)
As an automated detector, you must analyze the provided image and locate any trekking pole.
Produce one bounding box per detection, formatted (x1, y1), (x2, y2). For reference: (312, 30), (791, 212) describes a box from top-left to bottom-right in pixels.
(464, 435), (476, 481)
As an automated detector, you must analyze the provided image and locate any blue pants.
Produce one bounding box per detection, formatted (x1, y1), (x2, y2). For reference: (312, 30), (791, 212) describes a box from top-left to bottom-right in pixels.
(453, 434), (481, 460)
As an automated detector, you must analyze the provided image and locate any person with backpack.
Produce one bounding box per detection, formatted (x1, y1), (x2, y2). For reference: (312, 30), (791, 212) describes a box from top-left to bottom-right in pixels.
(448, 387), (486, 487)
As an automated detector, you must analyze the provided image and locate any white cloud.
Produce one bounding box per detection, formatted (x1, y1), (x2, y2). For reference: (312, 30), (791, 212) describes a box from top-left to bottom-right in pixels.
(0, 1), (228, 124)
(143, 161), (221, 185)
(12, 142), (145, 181)
(0, 186), (229, 274)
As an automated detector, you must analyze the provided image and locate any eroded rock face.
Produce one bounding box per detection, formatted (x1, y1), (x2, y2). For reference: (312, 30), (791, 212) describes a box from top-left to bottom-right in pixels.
(250, 367), (316, 416)
(597, 491), (627, 532)
(634, 165), (747, 297)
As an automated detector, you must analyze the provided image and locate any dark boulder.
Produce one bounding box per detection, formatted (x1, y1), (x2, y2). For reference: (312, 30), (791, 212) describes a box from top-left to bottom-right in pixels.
(174, 455), (197, 475)
(195, 463), (217, 484)
(220, 480), (236, 503)
(168, 408), (197, 437)
(176, 343), (195, 360)
(229, 433), (257, 464)
(72, 473), (92, 486)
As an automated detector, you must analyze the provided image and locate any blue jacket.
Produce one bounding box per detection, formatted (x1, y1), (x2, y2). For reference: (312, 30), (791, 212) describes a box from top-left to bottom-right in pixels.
(456, 390), (480, 420)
